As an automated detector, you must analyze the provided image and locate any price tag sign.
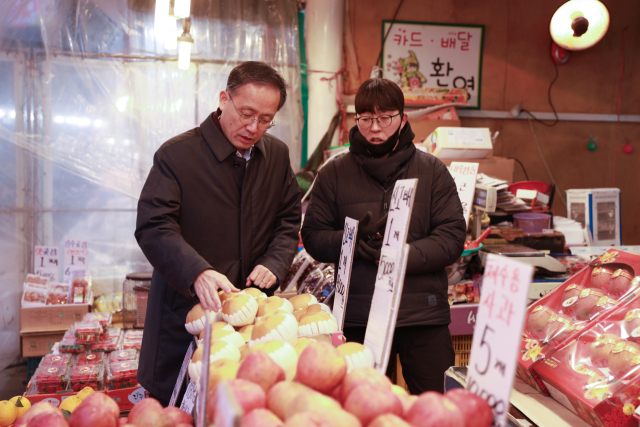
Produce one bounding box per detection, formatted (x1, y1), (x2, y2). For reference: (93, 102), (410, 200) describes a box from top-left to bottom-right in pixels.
(448, 162), (479, 227)
(180, 380), (198, 416)
(333, 217), (358, 331)
(34, 245), (60, 282)
(213, 381), (243, 427)
(169, 340), (196, 406)
(466, 253), (533, 427)
(63, 239), (88, 283)
(364, 179), (417, 373)
(196, 310), (213, 427)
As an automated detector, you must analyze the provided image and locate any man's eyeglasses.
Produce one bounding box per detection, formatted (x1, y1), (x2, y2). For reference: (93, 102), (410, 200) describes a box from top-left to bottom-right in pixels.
(227, 93), (275, 130)
(355, 112), (401, 130)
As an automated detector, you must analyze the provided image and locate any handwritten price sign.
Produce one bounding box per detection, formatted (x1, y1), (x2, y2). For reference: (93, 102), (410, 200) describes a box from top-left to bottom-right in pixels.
(364, 179), (417, 373)
(448, 162), (479, 227)
(34, 245), (60, 282)
(334, 217), (358, 331)
(466, 254), (533, 427)
(63, 239), (88, 283)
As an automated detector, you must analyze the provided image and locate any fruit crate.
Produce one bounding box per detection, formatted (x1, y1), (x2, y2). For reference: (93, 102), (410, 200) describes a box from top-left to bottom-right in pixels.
(452, 334), (472, 366)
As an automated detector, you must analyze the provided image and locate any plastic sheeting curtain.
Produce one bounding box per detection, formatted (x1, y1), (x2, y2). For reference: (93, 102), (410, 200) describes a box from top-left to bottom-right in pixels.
(0, 0), (302, 370)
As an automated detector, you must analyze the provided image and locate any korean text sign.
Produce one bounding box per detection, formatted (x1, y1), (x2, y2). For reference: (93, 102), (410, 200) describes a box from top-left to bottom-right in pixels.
(334, 217), (358, 331)
(448, 162), (479, 227)
(382, 21), (484, 108)
(466, 254), (533, 427)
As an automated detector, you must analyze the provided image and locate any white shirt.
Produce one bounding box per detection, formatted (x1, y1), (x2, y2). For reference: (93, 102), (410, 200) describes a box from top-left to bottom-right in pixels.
(235, 146), (252, 162)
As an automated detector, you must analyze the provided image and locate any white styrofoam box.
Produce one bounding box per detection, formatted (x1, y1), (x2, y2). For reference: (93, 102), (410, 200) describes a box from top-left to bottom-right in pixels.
(424, 127), (492, 159)
(566, 188), (621, 246)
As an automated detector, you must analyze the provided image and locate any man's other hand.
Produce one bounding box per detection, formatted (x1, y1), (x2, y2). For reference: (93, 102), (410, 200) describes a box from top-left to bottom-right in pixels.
(193, 270), (239, 312)
(246, 265), (277, 289)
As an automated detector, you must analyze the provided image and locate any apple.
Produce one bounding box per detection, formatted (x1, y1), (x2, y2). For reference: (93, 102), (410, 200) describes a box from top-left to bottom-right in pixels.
(343, 384), (403, 426)
(283, 409), (361, 427)
(573, 290), (612, 321)
(127, 398), (174, 427)
(207, 358), (241, 392)
(68, 401), (117, 427)
(341, 367), (392, 403)
(391, 385), (408, 396)
(590, 334), (624, 367)
(284, 390), (341, 420)
(293, 338), (315, 358)
(296, 341), (347, 393)
(397, 394), (418, 417)
(368, 414), (412, 427)
(26, 412), (69, 427)
(610, 268), (635, 297)
(609, 341), (640, 379)
(237, 350), (286, 393)
(526, 306), (555, 338)
(239, 408), (283, 427)
(405, 392), (464, 427)
(164, 406), (193, 425)
(81, 392), (120, 420)
(445, 388), (492, 427)
(207, 379), (266, 421)
(543, 314), (574, 345)
(590, 266), (614, 292)
(118, 418), (128, 426)
(12, 402), (61, 427)
(250, 341), (298, 381)
(623, 309), (640, 343)
(560, 284), (584, 306)
(267, 381), (311, 420)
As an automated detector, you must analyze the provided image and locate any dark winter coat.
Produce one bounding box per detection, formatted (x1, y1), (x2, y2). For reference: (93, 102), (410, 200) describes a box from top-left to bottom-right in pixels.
(135, 112), (301, 401)
(301, 122), (465, 328)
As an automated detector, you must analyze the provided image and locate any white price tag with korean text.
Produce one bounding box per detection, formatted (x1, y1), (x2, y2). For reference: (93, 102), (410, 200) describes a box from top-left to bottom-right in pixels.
(334, 217), (358, 331)
(169, 341), (196, 406)
(466, 254), (533, 427)
(179, 380), (197, 416)
(213, 381), (243, 427)
(364, 179), (417, 373)
(34, 245), (60, 282)
(63, 239), (88, 283)
(448, 162), (479, 227)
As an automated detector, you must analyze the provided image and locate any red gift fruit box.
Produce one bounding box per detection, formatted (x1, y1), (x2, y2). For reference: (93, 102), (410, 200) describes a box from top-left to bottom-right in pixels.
(517, 249), (640, 393)
(35, 365), (69, 394)
(108, 361), (139, 390)
(69, 364), (104, 392)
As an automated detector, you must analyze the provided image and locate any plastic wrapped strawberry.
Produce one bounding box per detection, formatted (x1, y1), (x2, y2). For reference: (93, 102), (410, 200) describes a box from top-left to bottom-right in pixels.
(41, 353), (72, 367)
(76, 352), (104, 365)
(73, 321), (102, 344)
(108, 361), (139, 389)
(83, 312), (112, 333)
(124, 330), (143, 340)
(109, 349), (138, 363)
(99, 327), (122, 341)
(69, 364), (104, 392)
(35, 365), (68, 394)
(59, 336), (85, 354)
(91, 336), (120, 353)
(122, 339), (142, 351)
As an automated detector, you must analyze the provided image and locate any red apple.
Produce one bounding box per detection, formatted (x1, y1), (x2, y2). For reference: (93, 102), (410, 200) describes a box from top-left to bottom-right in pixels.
(207, 379), (266, 421)
(445, 388), (492, 427)
(164, 406), (193, 425)
(81, 392), (120, 420)
(526, 306), (555, 338)
(26, 412), (69, 427)
(296, 341), (348, 393)
(284, 390), (341, 420)
(118, 418), (129, 427)
(591, 334), (624, 367)
(13, 402), (61, 427)
(623, 309), (640, 343)
(267, 381), (311, 420)
(369, 414), (412, 427)
(560, 284), (584, 306)
(543, 314), (575, 345)
(175, 424), (193, 427)
(397, 394), (418, 417)
(237, 350), (286, 393)
(239, 408), (283, 427)
(573, 290), (611, 321)
(610, 268), (635, 296)
(283, 409), (361, 427)
(127, 398), (174, 427)
(68, 401), (117, 427)
(340, 367), (392, 403)
(589, 266), (614, 292)
(343, 384), (403, 426)
(405, 392), (464, 427)
(609, 341), (640, 379)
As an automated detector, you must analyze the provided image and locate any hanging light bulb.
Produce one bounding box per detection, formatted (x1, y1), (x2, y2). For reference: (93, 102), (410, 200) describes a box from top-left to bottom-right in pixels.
(178, 18), (194, 70)
(164, 1), (178, 50)
(154, 0), (170, 43)
(174, 0), (191, 19)
(550, 0), (609, 51)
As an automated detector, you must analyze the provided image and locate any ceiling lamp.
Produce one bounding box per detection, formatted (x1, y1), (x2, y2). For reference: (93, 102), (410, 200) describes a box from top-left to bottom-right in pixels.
(178, 18), (194, 70)
(550, 0), (610, 51)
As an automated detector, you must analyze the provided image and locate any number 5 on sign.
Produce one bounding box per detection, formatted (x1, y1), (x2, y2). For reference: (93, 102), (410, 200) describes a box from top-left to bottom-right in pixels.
(466, 254), (533, 427)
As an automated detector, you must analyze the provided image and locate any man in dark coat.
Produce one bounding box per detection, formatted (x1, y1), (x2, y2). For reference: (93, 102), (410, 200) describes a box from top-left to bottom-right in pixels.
(301, 78), (465, 394)
(135, 61), (301, 405)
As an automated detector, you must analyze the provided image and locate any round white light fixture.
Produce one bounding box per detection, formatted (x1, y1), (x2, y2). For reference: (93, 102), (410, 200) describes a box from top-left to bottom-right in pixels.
(550, 0), (609, 51)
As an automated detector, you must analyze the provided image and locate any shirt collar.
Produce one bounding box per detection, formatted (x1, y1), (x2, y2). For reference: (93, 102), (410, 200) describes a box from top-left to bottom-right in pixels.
(201, 109), (267, 162)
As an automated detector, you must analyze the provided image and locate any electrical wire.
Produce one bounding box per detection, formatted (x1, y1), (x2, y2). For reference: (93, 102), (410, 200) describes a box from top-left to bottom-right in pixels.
(613, 28), (627, 187)
(521, 44), (560, 127)
(375, 0), (406, 68)
(508, 157), (529, 181)
(527, 117), (566, 208)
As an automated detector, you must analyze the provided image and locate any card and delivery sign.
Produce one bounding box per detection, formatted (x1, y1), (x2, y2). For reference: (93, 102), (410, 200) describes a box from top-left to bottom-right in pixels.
(381, 21), (484, 108)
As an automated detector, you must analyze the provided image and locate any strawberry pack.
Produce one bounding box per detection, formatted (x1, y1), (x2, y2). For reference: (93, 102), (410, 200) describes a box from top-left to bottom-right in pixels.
(109, 349), (138, 363)
(73, 321), (102, 344)
(517, 249), (640, 392)
(83, 312), (112, 333)
(69, 364), (104, 392)
(35, 365), (69, 394)
(76, 352), (105, 365)
(107, 361), (139, 390)
(40, 353), (72, 367)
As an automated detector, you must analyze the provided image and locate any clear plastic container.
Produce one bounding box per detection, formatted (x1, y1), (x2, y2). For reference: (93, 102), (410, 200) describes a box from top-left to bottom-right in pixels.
(35, 365), (69, 393)
(73, 321), (102, 344)
(109, 349), (138, 363)
(91, 336), (121, 353)
(76, 352), (104, 365)
(513, 213), (552, 233)
(69, 364), (104, 392)
(108, 361), (139, 390)
(83, 312), (112, 332)
(41, 353), (73, 367)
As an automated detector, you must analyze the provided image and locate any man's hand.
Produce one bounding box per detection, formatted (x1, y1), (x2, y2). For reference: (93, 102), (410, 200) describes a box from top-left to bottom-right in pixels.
(193, 270), (239, 312)
(356, 211), (388, 243)
(356, 240), (381, 264)
(246, 265), (277, 289)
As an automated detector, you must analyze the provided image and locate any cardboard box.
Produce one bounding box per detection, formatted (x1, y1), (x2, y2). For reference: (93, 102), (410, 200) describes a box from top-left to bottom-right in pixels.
(409, 118), (461, 143)
(440, 157), (515, 184)
(21, 331), (65, 357)
(424, 127), (493, 159)
(107, 385), (149, 411)
(21, 301), (91, 333)
(23, 390), (104, 407)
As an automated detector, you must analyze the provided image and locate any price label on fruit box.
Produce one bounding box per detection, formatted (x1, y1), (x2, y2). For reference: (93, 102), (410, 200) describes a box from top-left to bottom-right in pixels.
(364, 179), (417, 374)
(169, 341), (196, 407)
(180, 380), (198, 416)
(448, 162), (479, 227)
(466, 254), (534, 427)
(334, 216), (358, 331)
(63, 239), (88, 283)
(34, 245), (60, 282)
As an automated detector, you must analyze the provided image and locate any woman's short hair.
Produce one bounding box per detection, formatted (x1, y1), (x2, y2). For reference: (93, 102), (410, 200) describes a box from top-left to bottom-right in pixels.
(226, 61), (288, 110)
(355, 78), (404, 115)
